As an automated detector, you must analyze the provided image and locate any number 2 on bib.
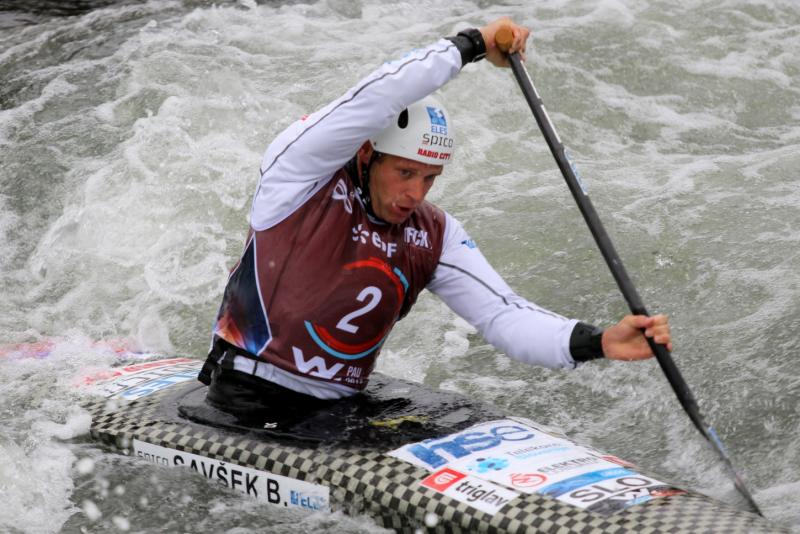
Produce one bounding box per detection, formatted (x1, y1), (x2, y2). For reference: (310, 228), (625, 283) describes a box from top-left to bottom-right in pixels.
(336, 287), (382, 334)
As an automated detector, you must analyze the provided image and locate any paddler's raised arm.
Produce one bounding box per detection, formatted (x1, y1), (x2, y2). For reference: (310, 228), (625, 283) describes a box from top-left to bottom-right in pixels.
(251, 39), (464, 230)
(250, 19), (529, 231)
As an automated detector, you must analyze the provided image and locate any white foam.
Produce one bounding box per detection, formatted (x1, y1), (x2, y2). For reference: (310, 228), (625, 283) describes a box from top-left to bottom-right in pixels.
(76, 457), (95, 475)
(32, 409), (92, 440)
(82, 500), (102, 522)
(0, 440), (79, 532)
(684, 52), (792, 87)
(111, 516), (131, 531)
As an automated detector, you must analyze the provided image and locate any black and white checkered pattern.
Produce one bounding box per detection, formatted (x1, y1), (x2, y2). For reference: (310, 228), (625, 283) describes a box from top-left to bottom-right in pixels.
(82, 383), (788, 533)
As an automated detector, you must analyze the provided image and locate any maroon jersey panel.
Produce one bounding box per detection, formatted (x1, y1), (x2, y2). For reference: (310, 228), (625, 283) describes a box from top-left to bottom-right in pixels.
(214, 168), (445, 391)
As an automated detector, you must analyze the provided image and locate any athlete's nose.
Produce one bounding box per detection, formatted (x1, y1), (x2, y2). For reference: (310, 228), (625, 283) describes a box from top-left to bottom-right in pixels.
(406, 177), (427, 205)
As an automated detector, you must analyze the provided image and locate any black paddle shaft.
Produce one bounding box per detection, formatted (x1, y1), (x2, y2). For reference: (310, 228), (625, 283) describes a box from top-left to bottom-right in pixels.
(498, 40), (763, 516)
(504, 56), (702, 423)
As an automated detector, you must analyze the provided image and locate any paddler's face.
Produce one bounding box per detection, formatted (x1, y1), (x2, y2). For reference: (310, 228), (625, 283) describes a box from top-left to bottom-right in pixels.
(360, 146), (443, 224)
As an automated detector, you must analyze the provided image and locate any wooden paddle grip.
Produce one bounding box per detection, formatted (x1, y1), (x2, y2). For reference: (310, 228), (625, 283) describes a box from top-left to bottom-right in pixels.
(495, 26), (514, 54)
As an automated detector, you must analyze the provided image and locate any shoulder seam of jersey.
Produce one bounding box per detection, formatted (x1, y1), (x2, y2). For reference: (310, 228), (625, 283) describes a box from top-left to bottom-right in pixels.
(437, 261), (564, 319)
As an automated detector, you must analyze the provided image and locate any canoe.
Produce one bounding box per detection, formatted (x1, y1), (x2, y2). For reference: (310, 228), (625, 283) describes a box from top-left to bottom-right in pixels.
(75, 355), (787, 533)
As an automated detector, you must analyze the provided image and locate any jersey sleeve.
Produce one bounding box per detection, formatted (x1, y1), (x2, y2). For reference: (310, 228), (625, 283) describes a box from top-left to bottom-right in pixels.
(427, 212), (579, 369)
(250, 39), (463, 231)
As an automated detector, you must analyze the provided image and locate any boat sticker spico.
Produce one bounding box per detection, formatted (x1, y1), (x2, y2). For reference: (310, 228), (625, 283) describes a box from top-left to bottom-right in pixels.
(133, 440), (330, 511)
(389, 419), (684, 513)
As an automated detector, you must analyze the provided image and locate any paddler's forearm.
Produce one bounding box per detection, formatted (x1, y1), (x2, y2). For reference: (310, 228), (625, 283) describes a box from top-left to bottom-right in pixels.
(428, 213), (579, 369)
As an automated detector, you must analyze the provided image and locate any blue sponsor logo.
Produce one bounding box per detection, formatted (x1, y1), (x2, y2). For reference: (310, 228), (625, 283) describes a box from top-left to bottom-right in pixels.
(461, 239), (477, 249)
(627, 494), (654, 506)
(290, 490), (327, 510)
(468, 457), (509, 474)
(426, 106), (448, 134)
(510, 445), (570, 460)
(539, 468), (634, 497)
(121, 369), (199, 399)
(407, 424), (535, 469)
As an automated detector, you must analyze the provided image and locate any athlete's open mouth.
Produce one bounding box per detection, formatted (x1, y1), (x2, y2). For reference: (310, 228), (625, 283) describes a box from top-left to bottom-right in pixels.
(394, 205), (414, 218)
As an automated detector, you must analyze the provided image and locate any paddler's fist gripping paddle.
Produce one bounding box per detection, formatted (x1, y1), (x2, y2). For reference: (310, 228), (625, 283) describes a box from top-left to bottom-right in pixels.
(494, 24), (763, 517)
(478, 18), (529, 68)
(494, 26), (515, 58)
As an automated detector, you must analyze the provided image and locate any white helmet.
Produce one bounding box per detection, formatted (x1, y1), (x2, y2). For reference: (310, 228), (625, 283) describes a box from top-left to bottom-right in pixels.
(370, 95), (455, 166)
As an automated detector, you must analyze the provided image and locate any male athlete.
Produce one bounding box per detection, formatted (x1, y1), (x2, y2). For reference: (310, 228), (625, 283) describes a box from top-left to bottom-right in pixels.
(199, 18), (672, 414)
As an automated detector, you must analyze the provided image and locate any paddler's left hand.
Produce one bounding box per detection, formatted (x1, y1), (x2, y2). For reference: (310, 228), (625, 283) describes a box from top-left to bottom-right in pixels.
(480, 17), (530, 67)
(602, 314), (672, 361)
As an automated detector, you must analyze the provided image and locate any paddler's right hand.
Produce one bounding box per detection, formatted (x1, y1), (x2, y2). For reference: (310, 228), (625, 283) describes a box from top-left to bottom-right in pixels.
(480, 17), (530, 67)
(602, 314), (673, 361)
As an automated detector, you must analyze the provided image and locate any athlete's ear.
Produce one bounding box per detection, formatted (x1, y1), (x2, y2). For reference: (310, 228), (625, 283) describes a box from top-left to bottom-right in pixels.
(357, 141), (374, 166)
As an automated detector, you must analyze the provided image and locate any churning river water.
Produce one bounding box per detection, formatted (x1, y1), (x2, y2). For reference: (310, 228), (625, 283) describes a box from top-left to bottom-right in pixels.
(1, 0), (798, 532)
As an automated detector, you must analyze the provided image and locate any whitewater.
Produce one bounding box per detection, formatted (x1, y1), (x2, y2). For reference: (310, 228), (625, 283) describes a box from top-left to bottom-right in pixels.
(1, 1), (798, 532)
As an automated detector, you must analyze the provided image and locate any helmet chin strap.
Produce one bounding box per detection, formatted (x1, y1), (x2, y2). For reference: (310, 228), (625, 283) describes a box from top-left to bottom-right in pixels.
(349, 150), (386, 223)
